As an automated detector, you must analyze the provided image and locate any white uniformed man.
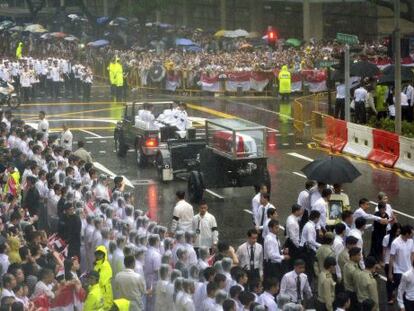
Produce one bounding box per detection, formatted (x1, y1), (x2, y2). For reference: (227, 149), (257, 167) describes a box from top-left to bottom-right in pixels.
(280, 259), (312, 305)
(285, 204), (303, 264)
(254, 193), (274, 243)
(171, 190), (194, 233)
(354, 84), (369, 123)
(311, 188), (331, 231)
(264, 220), (289, 281)
(50, 61), (61, 99)
(258, 278), (279, 311)
(60, 124), (73, 151)
(236, 228), (263, 289)
(335, 82), (346, 119)
(192, 200), (218, 251)
(37, 111), (49, 142)
(19, 65), (31, 103)
(397, 260), (414, 310)
(251, 184), (268, 226)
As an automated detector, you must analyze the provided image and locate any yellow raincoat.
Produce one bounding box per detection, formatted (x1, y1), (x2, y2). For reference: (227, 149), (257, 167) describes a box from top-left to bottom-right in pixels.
(94, 245), (113, 310)
(113, 298), (130, 311)
(16, 42), (23, 59)
(278, 65), (291, 94)
(7, 235), (21, 264)
(84, 282), (104, 311)
(113, 60), (124, 87)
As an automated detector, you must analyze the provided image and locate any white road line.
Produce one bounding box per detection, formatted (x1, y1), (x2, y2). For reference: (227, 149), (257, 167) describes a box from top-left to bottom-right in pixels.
(227, 99), (294, 121)
(378, 274), (387, 282)
(93, 162), (134, 188)
(85, 136), (113, 140)
(243, 209), (253, 215)
(292, 171), (307, 178)
(80, 129), (102, 138)
(205, 188), (225, 199)
(282, 143), (290, 146)
(86, 141), (93, 144)
(38, 118), (118, 124)
(99, 151), (106, 154)
(369, 201), (414, 220)
(287, 152), (314, 162)
(100, 140), (107, 143)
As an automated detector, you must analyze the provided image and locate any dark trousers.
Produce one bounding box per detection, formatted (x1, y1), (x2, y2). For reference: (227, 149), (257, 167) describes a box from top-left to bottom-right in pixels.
(384, 264), (393, 301)
(315, 300), (328, 311)
(284, 238), (301, 270)
(21, 87), (31, 103)
(377, 111), (387, 120)
(402, 105), (413, 122)
(404, 296), (414, 310)
(393, 273), (403, 294)
(246, 268), (260, 291)
(52, 81), (60, 99)
(335, 98), (345, 120)
(264, 260), (283, 281)
(346, 291), (359, 311)
(355, 101), (366, 124)
(83, 83), (91, 101)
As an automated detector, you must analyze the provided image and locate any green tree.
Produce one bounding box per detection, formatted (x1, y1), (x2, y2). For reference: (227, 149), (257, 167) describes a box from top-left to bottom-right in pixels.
(25, 0), (46, 22)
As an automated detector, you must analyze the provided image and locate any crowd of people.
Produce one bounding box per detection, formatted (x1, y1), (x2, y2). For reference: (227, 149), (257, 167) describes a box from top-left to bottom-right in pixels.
(0, 56), (93, 103)
(0, 109), (412, 311)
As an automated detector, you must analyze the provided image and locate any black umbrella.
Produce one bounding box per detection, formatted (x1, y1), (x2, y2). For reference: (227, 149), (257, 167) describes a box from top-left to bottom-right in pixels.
(149, 64), (166, 82)
(381, 65), (414, 82)
(350, 61), (380, 78)
(301, 156), (361, 184)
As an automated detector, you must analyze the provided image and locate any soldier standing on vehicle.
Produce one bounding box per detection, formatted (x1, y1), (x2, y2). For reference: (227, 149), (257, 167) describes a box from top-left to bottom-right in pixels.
(171, 190), (194, 233)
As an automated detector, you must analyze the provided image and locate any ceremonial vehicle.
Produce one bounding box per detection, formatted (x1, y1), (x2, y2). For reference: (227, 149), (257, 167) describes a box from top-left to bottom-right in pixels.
(156, 118), (271, 203)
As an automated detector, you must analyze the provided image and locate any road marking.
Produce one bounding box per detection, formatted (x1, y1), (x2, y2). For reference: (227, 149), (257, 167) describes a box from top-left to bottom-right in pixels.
(25, 107), (123, 120)
(85, 136), (113, 139)
(86, 141), (93, 143)
(99, 151), (106, 154)
(282, 143), (289, 146)
(80, 129), (102, 138)
(205, 188), (225, 199)
(243, 209), (253, 215)
(19, 101), (125, 107)
(226, 99), (295, 121)
(287, 152), (314, 162)
(293, 171), (307, 178)
(93, 162), (134, 188)
(100, 140), (107, 143)
(369, 201), (414, 220)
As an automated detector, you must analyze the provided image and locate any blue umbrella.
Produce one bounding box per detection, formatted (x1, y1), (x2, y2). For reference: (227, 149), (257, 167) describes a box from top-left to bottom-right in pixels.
(186, 45), (202, 52)
(87, 39), (109, 47)
(175, 38), (194, 46)
(97, 16), (109, 24)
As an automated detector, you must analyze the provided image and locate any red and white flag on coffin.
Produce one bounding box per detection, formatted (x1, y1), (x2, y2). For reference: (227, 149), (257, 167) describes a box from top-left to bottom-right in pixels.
(200, 74), (220, 92)
(302, 69), (327, 93)
(225, 72), (251, 92)
(291, 72), (302, 92)
(165, 71), (181, 91)
(250, 71), (273, 91)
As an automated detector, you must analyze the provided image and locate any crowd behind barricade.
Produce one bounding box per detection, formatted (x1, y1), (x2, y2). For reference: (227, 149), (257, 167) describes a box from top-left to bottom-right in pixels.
(0, 108), (413, 311)
(0, 56), (93, 103)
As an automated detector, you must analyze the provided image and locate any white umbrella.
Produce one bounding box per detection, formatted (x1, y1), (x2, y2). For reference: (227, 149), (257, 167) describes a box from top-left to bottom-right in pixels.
(64, 36), (79, 41)
(25, 24), (47, 33)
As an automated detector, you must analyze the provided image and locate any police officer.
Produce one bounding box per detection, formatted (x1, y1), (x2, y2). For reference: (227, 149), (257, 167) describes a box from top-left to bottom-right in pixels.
(355, 256), (379, 311)
(343, 247), (362, 311)
(84, 271), (104, 311)
(107, 58), (117, 101)
(15, 42), (23, 60)
(278, 65), (291, 101)
(113, 58), (124, 102)
(317, 256), (337, 311)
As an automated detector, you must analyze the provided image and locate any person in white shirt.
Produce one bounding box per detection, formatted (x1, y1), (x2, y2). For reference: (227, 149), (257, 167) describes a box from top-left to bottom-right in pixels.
(192, 200), (218, 251)
(377, 191), (397, 230)
(251, 184), (268, 227)
(335, 83), (346, 119)
(297, 180), (315, 229)
(354, 84), (369, 124)
(264, 220), (290, 281)
(50, 61), (61, 99)
(349, 217), (366, 269)
(397, 260), (414, 310)
(236, 228), (263, 290)
(311, 188), (331, 231)
(280, 259), (312, 305)
(254, 193), (274, 244)
(353, 198), (388, 227)
(60, 124), (73, 151)
(258, 277), (279, 311)
(333, 223), (346, 281)
(0, 273), (16, 299)
(171, 190), (194, 233)
(262, 207), (278, 240)
(383, 223), (402, 304)
(37, 111), (49, 143)
(389, 225), (414, 292)
(19, 65), (31, 103)
(285, 204), (303, 266)
(31, 268), (55, 299)
(201, 282), (218, 311)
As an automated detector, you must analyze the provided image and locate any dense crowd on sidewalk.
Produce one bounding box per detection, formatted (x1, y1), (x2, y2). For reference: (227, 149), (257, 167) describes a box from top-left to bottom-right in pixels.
(0, 105), (413, 311)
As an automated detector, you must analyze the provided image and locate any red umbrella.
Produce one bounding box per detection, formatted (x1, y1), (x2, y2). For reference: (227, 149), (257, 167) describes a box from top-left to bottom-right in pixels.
(50, 32), (67, 38)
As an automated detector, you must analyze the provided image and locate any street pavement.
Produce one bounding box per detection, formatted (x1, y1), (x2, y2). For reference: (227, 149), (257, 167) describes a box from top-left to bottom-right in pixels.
(15, 88), (414, 310)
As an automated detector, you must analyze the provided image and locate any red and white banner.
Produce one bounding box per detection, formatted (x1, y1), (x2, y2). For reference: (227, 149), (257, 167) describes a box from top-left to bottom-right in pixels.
(225, 72), (251, 92)
(291, 72), (302, 93)
(302, 69), (328, 93)
(250, 71), (273, 91)
(199, 74), (220, 92)
(165, 71), (181, 91)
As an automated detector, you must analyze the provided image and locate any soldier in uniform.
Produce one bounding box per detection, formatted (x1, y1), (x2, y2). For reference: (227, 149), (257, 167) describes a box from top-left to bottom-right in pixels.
(355, 256), (379, 311)
(337, 236), (358, 292)
(343, 247), (362, 311)
(316, 256), (337, 311)
(314, 232), (335, 278)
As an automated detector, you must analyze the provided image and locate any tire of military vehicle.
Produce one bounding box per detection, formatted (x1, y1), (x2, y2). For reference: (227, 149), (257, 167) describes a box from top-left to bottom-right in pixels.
(116, 139), (128, 157)
(8, 96), (20, 109)
(135, 145), (147, 168)
(188, 171), (204, 204)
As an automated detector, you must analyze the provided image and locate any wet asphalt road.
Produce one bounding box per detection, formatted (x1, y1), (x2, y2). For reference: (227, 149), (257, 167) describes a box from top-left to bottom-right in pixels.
(14, 87), (414, 310)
